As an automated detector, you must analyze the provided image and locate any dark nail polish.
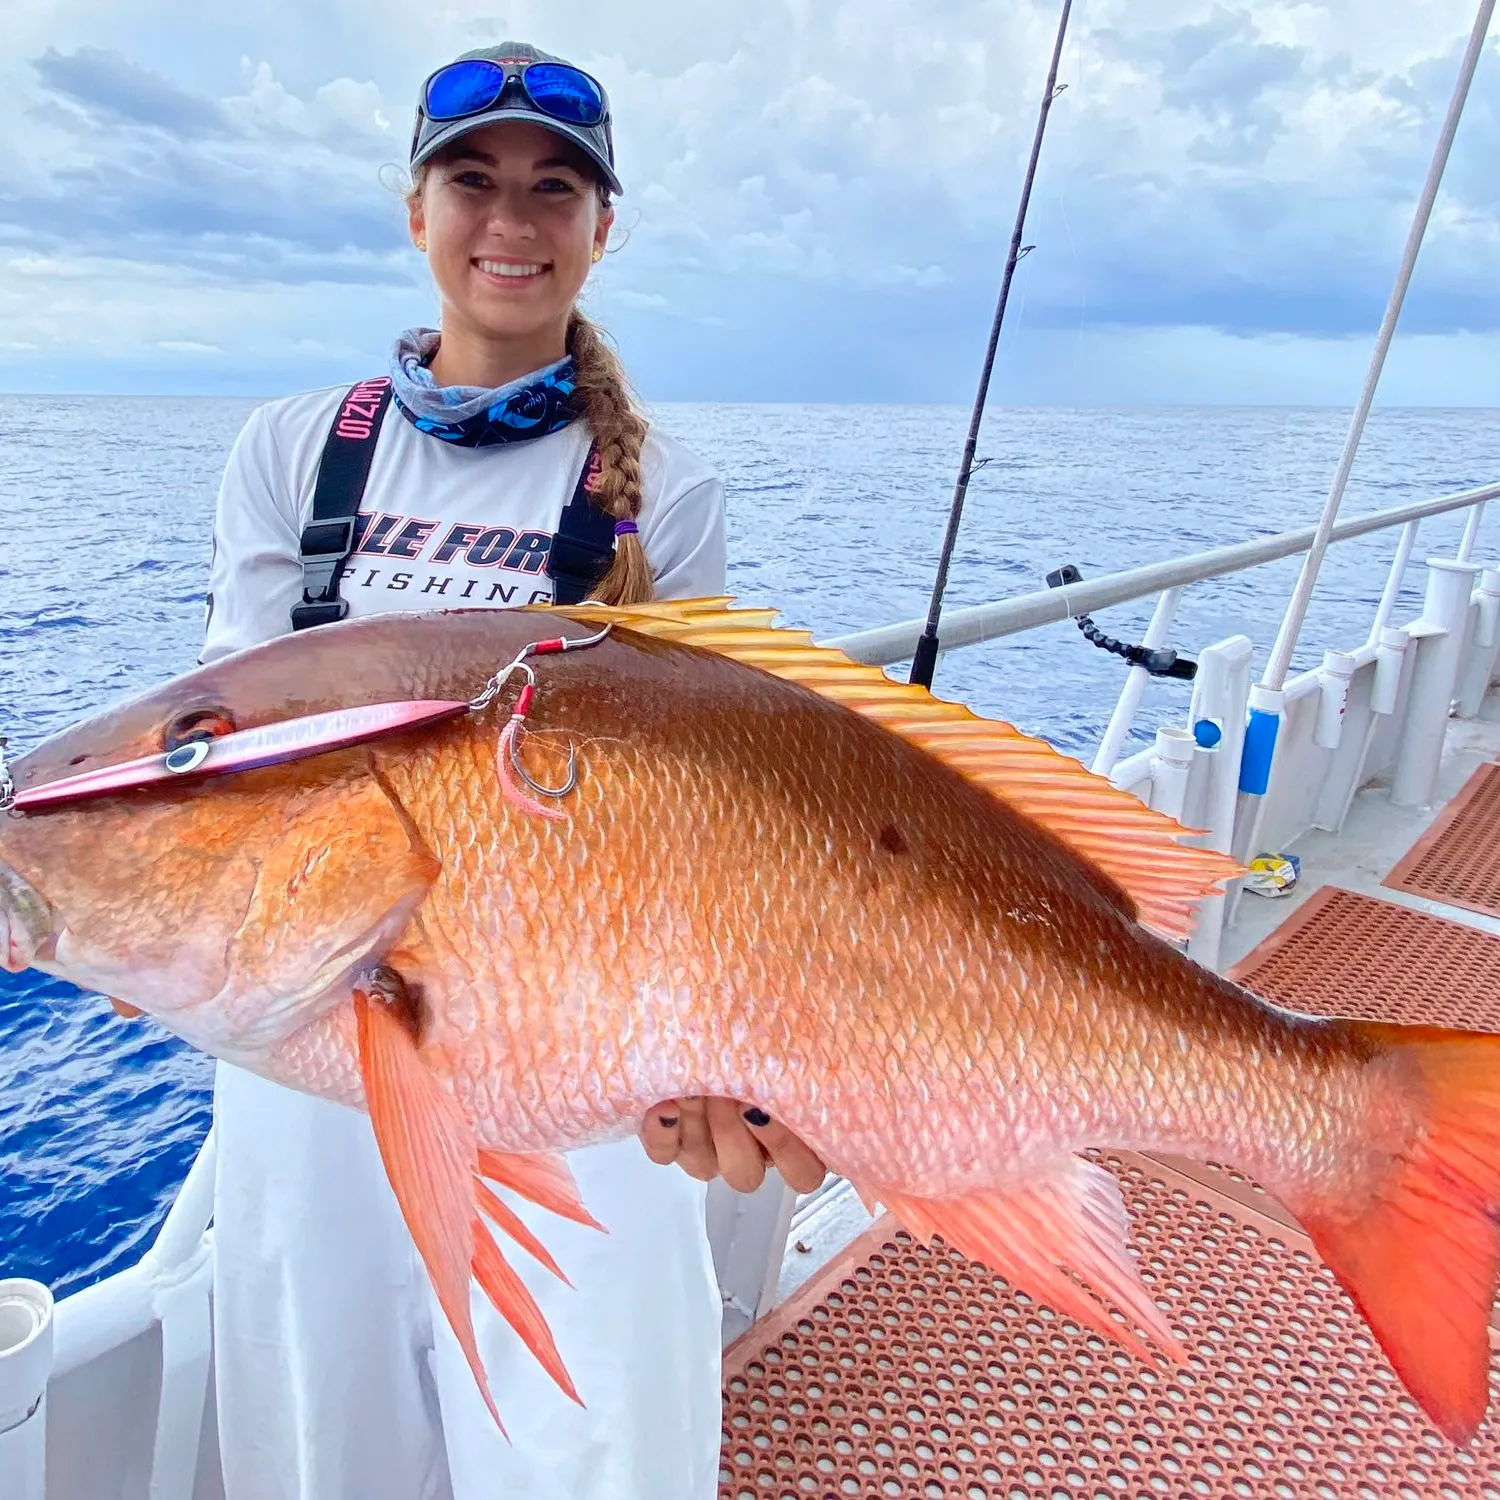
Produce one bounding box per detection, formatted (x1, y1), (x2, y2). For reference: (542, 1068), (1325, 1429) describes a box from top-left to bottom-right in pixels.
(657, 1114), (679, 1129)
(743, 1107), (772, 1128)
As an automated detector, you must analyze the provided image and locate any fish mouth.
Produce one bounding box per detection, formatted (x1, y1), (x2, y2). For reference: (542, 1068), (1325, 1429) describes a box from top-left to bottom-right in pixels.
(0, 858), (55, 973)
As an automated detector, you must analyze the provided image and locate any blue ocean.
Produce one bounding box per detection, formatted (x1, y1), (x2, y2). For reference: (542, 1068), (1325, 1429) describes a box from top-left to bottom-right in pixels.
(1, 395), (1496, 1298)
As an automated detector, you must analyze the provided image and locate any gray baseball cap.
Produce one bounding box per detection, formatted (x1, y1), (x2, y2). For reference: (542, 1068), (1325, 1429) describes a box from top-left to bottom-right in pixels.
(410, 41), (622, 197)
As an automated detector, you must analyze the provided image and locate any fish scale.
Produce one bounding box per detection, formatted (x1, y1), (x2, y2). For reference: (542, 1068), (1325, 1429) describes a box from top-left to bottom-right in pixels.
(3, 600), (1500, 1440)
(341, 646), (1356, 1197)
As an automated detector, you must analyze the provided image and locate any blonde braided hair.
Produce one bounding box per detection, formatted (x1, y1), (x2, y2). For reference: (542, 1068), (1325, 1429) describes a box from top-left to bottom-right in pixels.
(406, 162), (655, 606)
(565, 307), (654, 605)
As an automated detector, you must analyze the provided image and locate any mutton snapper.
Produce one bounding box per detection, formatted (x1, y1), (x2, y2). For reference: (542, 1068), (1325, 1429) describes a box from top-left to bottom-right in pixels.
(2, 600), (1499, 1442)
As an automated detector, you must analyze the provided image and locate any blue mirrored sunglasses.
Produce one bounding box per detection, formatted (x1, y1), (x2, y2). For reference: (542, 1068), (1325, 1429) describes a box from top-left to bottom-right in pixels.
(423, 59), (606, 128)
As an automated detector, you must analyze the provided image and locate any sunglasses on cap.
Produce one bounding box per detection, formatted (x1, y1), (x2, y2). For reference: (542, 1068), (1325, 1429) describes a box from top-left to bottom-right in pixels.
(421, 58), (608, 128)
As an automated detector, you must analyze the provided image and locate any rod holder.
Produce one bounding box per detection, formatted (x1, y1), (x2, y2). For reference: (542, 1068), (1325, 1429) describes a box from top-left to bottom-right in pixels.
(1392, 558), (1484, 807)
(0, 1279), (55, 1500)
(1148, 726), (1197, 821)
(1238, 684), (1285, 797)
(1455, 567), (1500, 718)
(1314, 649), (1359, 751)
(1476, 568), (1500, 650)
(1370, 627), (1408, 716)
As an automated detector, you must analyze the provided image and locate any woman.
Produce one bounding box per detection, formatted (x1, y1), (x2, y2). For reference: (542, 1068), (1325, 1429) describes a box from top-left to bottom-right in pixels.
(201, 41), (823, 1500)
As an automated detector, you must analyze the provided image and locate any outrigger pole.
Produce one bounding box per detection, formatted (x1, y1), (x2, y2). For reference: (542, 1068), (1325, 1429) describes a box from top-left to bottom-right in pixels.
(1236, 0), (1495, 810)
(909, 0), (1075, 691)
(1260, 0), (1496, 696)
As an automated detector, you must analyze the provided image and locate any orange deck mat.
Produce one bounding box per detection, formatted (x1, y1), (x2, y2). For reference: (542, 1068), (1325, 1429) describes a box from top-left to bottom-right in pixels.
(1228, 882), (1500, 1031)
(719, 886), (1500, 1498)
(1383, 762), (1500, 921)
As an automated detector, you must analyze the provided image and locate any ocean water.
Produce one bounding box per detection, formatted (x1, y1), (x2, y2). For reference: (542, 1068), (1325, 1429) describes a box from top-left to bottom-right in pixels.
(1, 395), (1496, 1297)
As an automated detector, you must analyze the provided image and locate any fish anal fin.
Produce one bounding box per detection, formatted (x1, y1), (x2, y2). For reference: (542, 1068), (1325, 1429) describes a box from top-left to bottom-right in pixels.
(865, 1157), (1186, 1368)
(477, 1146), (606, 1232)
(557, 599), (1238, 939)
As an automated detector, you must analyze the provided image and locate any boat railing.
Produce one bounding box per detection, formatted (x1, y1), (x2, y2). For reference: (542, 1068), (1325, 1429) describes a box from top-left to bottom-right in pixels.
(5, 476), (1499, 1496)
(828, 482), (1499, 666)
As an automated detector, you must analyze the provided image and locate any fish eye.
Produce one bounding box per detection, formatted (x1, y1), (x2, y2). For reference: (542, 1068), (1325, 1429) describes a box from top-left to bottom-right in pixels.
(164, 707), (237, 752)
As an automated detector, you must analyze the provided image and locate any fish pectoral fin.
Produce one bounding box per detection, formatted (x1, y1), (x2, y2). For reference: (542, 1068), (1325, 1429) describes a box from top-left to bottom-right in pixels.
(866, 1156), (1186, 1368)
(353, 973), (582, 1431)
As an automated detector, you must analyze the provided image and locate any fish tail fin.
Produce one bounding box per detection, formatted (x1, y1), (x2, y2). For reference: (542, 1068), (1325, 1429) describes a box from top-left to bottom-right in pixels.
(1290, 1024), (1500, 1444)
(354, 982), (592, 1432)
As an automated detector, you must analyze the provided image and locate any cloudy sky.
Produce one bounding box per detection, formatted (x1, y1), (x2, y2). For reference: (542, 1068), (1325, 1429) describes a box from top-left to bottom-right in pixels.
(2, 0), (1497, 404)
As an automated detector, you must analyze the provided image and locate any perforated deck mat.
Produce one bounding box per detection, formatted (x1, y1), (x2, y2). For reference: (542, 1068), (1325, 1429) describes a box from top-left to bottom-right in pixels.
(1383, 762), (1500, 920)
(720, 888), (1500, 1497)
(720, 1150), (1500, 1499)
(1226, 883), (1500, 1032)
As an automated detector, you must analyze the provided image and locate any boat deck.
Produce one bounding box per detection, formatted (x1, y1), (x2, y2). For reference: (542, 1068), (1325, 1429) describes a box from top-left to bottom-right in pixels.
(719, 698), (1500, 1499)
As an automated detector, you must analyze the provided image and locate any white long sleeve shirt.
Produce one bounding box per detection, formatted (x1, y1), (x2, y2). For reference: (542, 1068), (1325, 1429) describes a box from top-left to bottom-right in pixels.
(204, 380), (729, 1500)
(201, 383), (726, 663)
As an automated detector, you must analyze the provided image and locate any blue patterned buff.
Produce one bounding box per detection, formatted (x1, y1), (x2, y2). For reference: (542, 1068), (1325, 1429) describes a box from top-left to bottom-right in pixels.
(388, 328), (578, 447)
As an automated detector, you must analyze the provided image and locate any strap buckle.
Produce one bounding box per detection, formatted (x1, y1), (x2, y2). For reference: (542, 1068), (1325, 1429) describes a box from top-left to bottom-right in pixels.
(294, 378), (391, 633)
(301, 518), (357, 559)
(290, 598), (350, 630)
(296, 517), (357, 625)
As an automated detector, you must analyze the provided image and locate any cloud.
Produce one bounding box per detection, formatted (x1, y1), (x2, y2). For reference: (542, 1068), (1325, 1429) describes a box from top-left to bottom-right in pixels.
(0, 0), (1496, 400)
(33, 44), (229, 133)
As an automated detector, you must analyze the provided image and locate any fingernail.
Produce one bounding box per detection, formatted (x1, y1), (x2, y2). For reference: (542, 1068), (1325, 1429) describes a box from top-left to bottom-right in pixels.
(657, 1114), (679, 1129)
(742, 1107), (772, 1128)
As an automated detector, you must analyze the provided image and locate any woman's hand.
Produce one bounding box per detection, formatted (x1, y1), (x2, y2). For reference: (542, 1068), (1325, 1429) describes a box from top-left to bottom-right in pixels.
(639, 1097), (827, 1194)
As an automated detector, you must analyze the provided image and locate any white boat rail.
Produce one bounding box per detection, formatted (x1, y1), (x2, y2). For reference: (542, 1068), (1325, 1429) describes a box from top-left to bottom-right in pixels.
(1, 1132), (218, 1499)
(828, 480), (1500, 664)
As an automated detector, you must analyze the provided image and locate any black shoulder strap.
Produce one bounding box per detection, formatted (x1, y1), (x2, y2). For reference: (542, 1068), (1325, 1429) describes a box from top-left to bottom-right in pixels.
(291, 376), (393, 631)
(546, 442), (617, 605)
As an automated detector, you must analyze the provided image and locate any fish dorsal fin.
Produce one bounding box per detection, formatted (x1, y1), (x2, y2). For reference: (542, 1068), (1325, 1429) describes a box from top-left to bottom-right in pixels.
(556, 599), (1238, 939)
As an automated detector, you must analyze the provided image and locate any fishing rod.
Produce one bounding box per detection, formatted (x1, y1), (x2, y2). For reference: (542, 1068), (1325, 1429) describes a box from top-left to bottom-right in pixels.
(909, 0), (1075, 691)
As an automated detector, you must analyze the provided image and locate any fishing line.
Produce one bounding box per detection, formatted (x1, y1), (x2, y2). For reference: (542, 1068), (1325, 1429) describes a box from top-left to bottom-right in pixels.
(909, 0), (1076, 691)
(1053, 187), (1088, 380)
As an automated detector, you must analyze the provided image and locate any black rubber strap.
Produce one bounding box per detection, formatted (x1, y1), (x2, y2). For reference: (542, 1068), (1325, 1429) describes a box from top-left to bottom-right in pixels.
(547, 442), (617, 605)
(291, 376), (393, 631)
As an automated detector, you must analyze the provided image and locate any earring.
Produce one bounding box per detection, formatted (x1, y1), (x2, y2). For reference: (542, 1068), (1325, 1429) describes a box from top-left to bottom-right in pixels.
(592, 248), (603, 263)
(416, 238), (427, 252)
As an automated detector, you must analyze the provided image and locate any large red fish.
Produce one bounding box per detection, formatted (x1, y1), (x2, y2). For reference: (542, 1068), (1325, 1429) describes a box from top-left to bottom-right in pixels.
(2, 600), (1497, 1441)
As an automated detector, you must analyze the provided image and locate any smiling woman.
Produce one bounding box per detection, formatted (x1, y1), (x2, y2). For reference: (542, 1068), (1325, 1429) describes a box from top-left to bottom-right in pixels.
(401, 110), (659, 605)
(197, 38), (822, 1500)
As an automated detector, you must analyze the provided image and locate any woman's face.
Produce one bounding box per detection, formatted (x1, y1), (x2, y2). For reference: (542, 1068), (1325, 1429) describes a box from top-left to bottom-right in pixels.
(409, 120), (612, 348)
